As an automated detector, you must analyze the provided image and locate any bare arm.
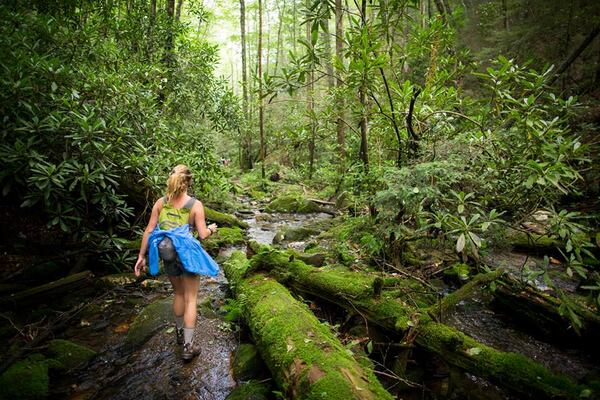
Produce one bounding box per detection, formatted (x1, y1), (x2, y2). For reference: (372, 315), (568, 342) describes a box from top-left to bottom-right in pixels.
(134, 199), (162, 276)
(194, 201), (217, 240)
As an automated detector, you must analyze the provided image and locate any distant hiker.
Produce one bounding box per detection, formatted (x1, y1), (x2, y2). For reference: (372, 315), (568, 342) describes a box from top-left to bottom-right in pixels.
(134, 164), (219, 361)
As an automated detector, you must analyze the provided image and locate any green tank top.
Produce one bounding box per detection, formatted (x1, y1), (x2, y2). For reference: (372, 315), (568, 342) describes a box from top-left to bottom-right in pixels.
(158, 196), (197, 231)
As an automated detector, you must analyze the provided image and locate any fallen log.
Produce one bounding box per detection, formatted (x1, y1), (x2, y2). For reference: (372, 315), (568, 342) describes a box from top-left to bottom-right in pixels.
(223, 251), (394, 400)
(0, 271), (94, 307)
(204, 206), (249, 229)
(250, 248), (592, 399)
(492, 274), (600, 350)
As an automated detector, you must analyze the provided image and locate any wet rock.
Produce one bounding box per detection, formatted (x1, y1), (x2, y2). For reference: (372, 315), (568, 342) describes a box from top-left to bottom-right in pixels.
(47, 339), (97, 370)
(98, 273), (137, 288)
(232, 343), (267, 381)
(254, 213), (273, 222)
(0, 354), (49, 399)
(140, 279), (165, 289)
(283, 226), (319, 241)
(271, 230), (285, 244)
(265, 193), (321, 213)
(124, 297), (172, 351)
(225, 380), (270, 400)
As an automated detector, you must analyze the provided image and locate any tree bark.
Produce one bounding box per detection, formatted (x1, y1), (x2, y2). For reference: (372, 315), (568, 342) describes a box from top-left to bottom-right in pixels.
(175, 0), (184, 22)
(501, 0), (508, 30)
(223, 252), (395, 400)
(358, 0), (369, 171)
(239, 0), (251, 170)
(258, 0), (265, 180)
(335, 0), (346, 172)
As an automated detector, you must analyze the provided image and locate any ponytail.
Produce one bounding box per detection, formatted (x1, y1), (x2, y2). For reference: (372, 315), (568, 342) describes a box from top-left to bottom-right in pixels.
(166, 164), (192, 203)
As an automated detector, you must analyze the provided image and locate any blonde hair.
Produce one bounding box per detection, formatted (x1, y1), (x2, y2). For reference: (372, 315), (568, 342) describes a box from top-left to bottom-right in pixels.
(166, 164), (192, 203)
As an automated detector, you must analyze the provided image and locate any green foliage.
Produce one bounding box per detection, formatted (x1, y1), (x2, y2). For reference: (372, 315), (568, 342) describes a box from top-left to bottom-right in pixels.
(0, 3), (241, 270)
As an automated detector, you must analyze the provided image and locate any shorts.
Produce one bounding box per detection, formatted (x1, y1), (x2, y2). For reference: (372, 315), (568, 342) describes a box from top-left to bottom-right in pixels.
(163, 258), (197, 277)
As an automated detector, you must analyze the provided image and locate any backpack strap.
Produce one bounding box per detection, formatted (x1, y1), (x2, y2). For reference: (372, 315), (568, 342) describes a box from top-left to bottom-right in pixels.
(183, 197), (197, 209)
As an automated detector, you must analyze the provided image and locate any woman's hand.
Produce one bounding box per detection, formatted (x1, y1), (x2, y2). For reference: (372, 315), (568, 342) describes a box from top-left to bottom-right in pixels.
(134, 255), (146, 277)
(208, 223), (218, 235)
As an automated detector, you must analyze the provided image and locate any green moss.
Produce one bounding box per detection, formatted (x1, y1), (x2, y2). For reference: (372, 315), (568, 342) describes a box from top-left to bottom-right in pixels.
(203, 227), (246, 252)
(0, 355), (49, 399)
(283, 226), (320, 241)
(205, 206), (249, 229)
(124, 297), (172, 351)
(47, 339), (97, 370)
(265, 193), (321, 213)
(417, 321), (590, 399)
(223, 252), (394, 400)
(232, 343), (267, 381)
(225, 380), (271, 400)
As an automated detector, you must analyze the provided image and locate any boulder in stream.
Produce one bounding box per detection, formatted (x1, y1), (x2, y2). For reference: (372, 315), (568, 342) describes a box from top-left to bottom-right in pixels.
(265, 193), (321, 213)
(47, 339), (97, 370)
(123, 297), (172, 352)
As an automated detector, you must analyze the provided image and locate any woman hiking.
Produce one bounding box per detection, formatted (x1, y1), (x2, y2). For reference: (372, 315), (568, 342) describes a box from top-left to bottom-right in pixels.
(134, 164), (219, 361)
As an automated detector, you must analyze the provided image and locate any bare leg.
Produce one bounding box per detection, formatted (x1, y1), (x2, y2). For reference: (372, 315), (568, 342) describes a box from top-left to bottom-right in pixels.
(182, 274), (201, 328)
(168, 275), (185, 318)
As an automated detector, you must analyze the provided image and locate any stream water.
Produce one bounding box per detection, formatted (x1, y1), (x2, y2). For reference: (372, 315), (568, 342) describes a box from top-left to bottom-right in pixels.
(50, 198), (597, 400)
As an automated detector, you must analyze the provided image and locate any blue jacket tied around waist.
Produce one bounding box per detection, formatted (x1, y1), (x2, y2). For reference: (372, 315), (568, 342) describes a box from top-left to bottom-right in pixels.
(147, 224), (219, 277)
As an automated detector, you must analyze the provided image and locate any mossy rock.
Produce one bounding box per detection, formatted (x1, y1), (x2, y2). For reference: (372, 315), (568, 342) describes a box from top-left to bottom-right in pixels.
(225, 380), (270, 400)
(203, 227), (246, 253)
(47, 339), (97, 370)
(283, 226), (320, 241)
(265, 193), (321, 213)
(0, 354), (49, 399)
(205, 207), (249, 229)
(232, 343), (267, 381)
(124, 297), (172, 351)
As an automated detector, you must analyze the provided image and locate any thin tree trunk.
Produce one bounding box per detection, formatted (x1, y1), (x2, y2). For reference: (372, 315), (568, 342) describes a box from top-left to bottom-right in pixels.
(306, 0), (316, 179)
(240, 0), (251, 170)
(335, 0), (345, 171)
(359, 0), (369, 171)
(175, 0), (184, 22)
(258, 0), (265, 179)
(548, 24), (600, 86)
(501, 0), (508, 30)
(322, 23), (335, 89)
(165, 0), (175, 65)
(274, 0), (286, 74)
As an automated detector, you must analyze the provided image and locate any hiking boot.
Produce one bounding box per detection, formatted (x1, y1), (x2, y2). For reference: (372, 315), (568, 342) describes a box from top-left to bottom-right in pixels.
(176, 327), (184, 345)
(182, 343), (200, 361)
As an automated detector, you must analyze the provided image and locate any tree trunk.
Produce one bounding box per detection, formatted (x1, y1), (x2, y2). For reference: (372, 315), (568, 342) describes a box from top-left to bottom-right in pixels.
(175, 0), (184, 22)
(322, 22), (335, 89)
(250, 248), (590, 400)
(258, 0), (265, 180)
(274, 0), (286, 74)
(306, 0), (316, 179)
(335, 0), (346, 172)
(240, 0), (251, 170)
(223, 252), (395, 400)
(358, 0), (369, 171)
(501, 0), (508, 30)
(0, 271), (94, 306)
(548, 24), (600, 86)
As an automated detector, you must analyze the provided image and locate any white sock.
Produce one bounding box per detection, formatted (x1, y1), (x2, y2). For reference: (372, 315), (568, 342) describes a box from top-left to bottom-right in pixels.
(183, 327), (194, 345)
(175, 316), (184, 330)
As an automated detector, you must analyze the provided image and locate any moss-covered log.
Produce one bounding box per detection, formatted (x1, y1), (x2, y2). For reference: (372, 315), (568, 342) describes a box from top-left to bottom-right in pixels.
(429, 269), (506, 319)
(492, 274), (600, 351)
(250, 247), (592, 399)
(223, 251), (394, 400)
(0, 271), (94, 306)
(204, 206), (249, 229)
